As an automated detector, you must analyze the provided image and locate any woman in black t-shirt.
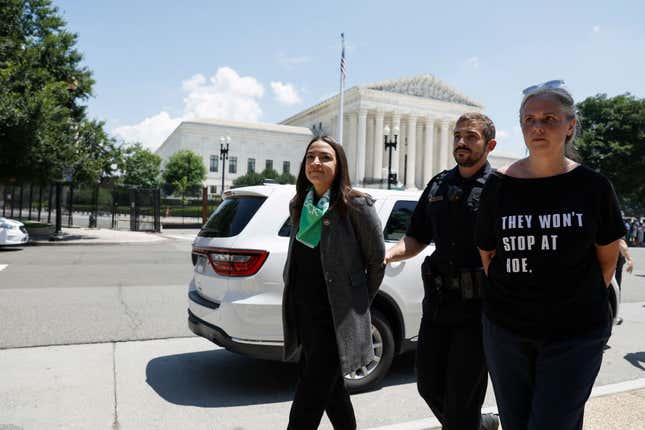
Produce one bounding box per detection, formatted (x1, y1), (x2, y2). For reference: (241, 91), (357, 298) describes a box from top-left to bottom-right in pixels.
(476, 82), (625, 430)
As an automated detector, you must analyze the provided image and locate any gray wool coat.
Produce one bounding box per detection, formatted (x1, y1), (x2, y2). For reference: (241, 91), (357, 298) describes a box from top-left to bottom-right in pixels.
(282, 194), (386, 375)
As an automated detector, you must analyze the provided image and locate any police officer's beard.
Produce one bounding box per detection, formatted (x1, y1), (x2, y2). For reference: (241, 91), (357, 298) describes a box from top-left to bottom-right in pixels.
(454, 148), (483, 167)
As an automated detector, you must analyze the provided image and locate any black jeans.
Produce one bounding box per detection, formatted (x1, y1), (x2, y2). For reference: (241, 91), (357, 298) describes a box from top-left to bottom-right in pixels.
(482, 314), (610, 430)
(287, 305), (356, 430)
(416, 309), (488, 430)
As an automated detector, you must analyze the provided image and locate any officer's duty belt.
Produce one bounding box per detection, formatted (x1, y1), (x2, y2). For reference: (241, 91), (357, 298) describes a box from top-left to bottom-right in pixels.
(432, 268), (486, 300)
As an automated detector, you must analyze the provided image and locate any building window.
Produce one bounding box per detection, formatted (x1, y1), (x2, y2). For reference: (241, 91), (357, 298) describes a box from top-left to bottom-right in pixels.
(247, 158), (256, 173)
(210, 156), (218, 173)
(265, 159), (273, 171)
(229, 156), (237, 174)
(283, 161), (290, 174)
(209, 185), (217, 194)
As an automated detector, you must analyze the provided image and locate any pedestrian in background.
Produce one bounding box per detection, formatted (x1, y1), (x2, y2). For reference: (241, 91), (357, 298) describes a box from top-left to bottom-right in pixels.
(616, 238), (634, 288)
(282, 135), (385, 430)
(476, 81), (625, 430)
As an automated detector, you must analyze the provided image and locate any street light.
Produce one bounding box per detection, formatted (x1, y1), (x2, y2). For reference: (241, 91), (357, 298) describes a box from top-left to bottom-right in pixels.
(50, 79), (79, 240)
(219, 136), (231, 195)
(383, 124), (399, 190)
(50, 166), (72, 241)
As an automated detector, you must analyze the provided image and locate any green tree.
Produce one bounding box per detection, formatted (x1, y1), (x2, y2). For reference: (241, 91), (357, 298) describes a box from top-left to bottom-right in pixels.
(232, 167), (296, 187)
(232, 171), (265, 187)
(0, 0), (113, 183)
(260, 167), (279, 180)
(576, 93), (645, 214)
(161, 149), (206, 196)
(121, 143), (161, 188)
(277, 171), (296, 184)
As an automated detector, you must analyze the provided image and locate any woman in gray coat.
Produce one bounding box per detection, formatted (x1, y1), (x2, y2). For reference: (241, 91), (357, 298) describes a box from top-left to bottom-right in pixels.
(282, 135), (385, 430)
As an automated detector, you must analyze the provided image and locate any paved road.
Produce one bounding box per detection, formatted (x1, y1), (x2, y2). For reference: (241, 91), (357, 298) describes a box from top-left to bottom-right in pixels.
(0, 239), (195, 349)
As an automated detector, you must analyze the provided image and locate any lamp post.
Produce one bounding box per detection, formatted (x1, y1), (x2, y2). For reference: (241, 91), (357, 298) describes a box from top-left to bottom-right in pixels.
(50, 166), (71, 240)
(219, 136), (231, 195)
(383, 125), (399, 190)
(50, 79), (79, 240)
(51, 178), (64, 240)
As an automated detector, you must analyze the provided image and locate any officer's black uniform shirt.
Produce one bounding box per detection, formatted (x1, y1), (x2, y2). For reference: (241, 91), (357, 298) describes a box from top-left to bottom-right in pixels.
(405, 163), (491, 323)
(407, 162), (492, 275)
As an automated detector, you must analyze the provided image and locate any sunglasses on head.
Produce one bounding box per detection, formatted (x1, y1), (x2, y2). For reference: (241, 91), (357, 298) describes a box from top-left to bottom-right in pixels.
(522, 79), (566, 95)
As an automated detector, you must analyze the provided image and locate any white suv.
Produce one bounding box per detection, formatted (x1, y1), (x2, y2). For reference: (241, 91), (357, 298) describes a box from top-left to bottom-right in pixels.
(187, 184), (621, 392)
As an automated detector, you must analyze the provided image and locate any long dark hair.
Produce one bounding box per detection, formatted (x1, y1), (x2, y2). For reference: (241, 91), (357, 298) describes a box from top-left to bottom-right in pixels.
(291, 135), (364, 225)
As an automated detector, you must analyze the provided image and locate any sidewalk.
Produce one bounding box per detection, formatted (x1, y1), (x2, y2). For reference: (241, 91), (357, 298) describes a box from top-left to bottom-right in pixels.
(28, 227), (168, 246)
(584, 386), (645, 430)
(368, 384), (645, 430)
(1, 336), (643, 430)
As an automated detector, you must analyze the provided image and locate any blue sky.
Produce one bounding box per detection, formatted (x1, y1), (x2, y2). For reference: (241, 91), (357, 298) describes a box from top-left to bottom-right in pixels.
(56, 0), (645, 156)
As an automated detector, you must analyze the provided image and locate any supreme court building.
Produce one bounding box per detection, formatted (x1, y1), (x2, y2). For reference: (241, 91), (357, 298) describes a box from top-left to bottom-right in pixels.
(282, 74), (517, 189)
(157, 74), (518, 193)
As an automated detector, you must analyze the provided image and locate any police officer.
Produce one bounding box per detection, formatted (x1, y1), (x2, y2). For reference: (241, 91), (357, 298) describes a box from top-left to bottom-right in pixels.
(384, 113), (499, 430)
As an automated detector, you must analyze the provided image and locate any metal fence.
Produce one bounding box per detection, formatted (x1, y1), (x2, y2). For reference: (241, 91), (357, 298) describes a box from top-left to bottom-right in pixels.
(0, 182), (161, 232)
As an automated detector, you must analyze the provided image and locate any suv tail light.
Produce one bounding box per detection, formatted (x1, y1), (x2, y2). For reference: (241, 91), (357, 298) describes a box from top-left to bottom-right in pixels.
(193, 247), (269, 277)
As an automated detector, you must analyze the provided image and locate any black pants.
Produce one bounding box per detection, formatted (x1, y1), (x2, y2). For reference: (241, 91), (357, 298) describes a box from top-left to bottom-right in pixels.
(287, 305), (356, 430)
(416, 308), (488, 430)
(482, 314), (610, 430)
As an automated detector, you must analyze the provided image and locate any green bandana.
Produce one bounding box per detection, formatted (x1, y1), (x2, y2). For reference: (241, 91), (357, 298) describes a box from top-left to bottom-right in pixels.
(296, 188), (330, 248)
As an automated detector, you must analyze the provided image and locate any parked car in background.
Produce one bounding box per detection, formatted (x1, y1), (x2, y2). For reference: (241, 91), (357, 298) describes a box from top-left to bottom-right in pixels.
(0, 218), (29, 247)
(186, 184), (621, 392)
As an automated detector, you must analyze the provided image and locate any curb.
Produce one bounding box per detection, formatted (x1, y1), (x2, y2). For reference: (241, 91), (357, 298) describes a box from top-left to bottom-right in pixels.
(27, 239), (166, 246)
(365, 377), (645, 430)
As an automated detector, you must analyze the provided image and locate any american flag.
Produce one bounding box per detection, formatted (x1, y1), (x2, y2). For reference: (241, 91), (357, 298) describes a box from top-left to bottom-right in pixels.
(340, 33), (346, 81)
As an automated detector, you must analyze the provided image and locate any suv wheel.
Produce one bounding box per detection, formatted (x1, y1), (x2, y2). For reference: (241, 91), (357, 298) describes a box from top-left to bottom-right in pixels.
(344, 310), (395, 393)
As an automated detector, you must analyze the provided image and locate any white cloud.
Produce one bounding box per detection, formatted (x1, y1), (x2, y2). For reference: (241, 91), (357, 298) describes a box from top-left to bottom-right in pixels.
(496, 130), (510, 140)
(182, 67), (264, 120)
(465, 56), (480, 69)
(593, 25), (600, 33)
(277, 52), (312, 69)
(113, 67), (265, 150)
(113, 111), (180, 150)
(494, 126), (526, 155)
(270, 81), (302, 105)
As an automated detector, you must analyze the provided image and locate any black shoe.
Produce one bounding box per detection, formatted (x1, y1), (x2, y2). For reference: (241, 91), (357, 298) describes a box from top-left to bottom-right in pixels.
(480, 413), (499, 430)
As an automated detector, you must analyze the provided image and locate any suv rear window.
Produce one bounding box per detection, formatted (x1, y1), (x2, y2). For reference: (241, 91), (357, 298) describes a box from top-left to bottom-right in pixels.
(383, 200), (417, 242)
(199, 196), (266, 237)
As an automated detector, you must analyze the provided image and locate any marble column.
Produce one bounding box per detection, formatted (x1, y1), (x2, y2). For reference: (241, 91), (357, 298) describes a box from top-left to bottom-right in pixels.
(398, 119), (407, 185)
(416, 123), (424, 187)
(329, 115), (337, 141)
(373, 110), (384, 182)
(406, 114), (417, 189)
(356, 109), (368, 184)
(423, 116), (435, 184)
(439, 119), (451, 171)
(365, 113), (374, 179)
(446, 123), (455, 170)
(348, 113), (357, 182)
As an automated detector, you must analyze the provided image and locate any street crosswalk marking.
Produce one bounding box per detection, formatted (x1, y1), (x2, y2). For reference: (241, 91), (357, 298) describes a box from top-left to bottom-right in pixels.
(0, 264), (8, 272)
(162, 234), (196, 241)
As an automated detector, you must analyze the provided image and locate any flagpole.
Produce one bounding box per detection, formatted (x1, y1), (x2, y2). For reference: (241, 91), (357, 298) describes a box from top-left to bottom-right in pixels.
(338, 33), (345, 145)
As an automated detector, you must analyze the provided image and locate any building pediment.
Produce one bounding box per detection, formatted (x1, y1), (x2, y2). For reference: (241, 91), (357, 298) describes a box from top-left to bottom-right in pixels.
(363, 74), (482, 108)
